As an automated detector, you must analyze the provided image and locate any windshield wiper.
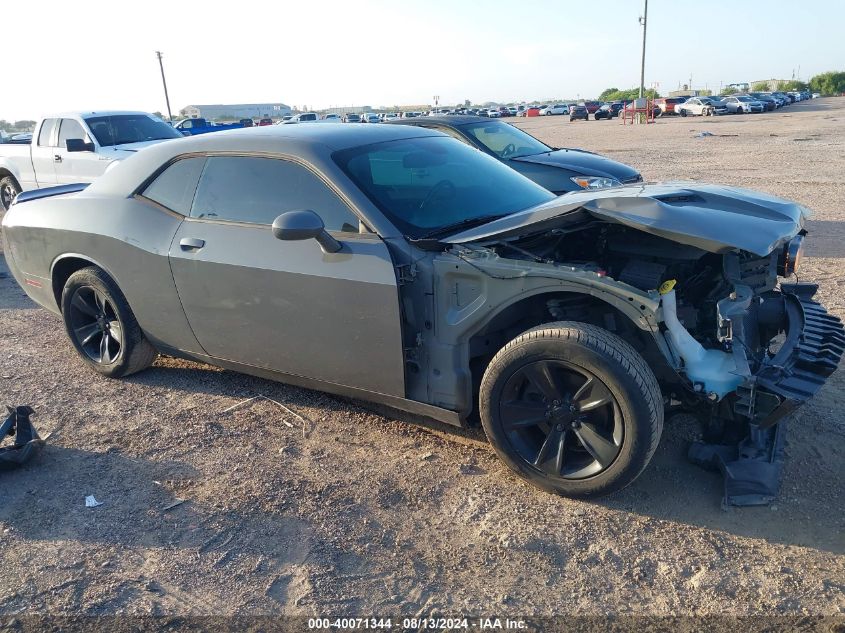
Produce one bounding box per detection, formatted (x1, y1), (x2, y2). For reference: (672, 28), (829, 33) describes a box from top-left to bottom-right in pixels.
(413, 214), (507, 241)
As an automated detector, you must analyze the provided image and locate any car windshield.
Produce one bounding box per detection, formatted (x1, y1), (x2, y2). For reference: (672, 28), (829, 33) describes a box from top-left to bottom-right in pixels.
(84, 114), (183, 147)
(333, 136), (554, 239)
(737, 97), (754, 102)
(461, 121), (551, 159)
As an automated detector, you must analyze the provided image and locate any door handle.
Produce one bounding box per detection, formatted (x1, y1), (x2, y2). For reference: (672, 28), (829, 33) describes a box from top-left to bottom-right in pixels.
(179, 237), (205, 250)
(54, 154), (62, 163)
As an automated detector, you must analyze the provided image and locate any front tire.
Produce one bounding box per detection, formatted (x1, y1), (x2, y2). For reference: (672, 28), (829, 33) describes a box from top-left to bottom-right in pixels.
(61, 267), (158, 378)
(479, 322), (663, 497)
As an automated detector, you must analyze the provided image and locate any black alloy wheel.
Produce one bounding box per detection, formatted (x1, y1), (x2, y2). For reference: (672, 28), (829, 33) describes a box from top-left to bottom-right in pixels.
(479, 322), (663, 497)
(499, 360), (623, 479)
(67, 286), (123, 364)
(61, 266), (157, 377)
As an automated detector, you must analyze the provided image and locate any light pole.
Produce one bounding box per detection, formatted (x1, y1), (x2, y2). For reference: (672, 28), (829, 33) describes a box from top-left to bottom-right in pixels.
(155, 51), (173, 121)
(638, 0), (648, 99)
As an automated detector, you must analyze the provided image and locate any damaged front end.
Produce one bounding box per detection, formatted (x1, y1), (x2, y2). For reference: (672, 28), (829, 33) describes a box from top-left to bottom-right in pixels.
(444, 183), (844, 506)
(686, 249), (845, 506)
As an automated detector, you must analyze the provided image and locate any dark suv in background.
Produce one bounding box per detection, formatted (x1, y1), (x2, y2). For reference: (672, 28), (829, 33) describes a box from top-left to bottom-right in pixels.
(569, 104), (589, 121)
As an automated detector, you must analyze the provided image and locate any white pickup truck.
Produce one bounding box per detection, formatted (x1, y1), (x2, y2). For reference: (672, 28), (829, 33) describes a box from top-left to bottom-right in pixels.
(0, 111), (184, 211)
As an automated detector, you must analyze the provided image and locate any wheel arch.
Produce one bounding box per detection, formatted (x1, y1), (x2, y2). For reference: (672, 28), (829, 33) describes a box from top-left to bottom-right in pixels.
(460, 288), (670, 423)
(50, 254), (121, 311)
(0, 167), (22, 189)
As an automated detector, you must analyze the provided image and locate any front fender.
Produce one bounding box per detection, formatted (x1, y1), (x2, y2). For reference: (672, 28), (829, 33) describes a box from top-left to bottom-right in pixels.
(425, 249), (663, 417)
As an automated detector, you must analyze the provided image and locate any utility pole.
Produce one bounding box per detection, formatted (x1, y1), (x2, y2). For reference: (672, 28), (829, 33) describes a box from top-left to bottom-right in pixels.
(638, 0), (648, 98)
(155, 51), (173, 122)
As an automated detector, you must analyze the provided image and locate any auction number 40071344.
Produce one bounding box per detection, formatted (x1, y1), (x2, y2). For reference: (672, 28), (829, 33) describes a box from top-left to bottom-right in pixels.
(308, 618), (528, 630)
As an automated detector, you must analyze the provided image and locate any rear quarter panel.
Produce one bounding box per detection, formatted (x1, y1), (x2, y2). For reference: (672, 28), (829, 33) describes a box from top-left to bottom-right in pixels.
(2, 194), (202, 353)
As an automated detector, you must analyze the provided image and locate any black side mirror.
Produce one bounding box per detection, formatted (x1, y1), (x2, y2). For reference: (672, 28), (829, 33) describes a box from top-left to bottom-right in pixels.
(272, 210), (341, 253)
(66, 138), (95, 152)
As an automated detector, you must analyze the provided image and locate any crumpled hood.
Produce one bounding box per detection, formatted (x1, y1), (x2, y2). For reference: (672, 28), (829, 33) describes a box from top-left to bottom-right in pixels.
(511, 148), (641, 182)
(446, 182), (810, 256)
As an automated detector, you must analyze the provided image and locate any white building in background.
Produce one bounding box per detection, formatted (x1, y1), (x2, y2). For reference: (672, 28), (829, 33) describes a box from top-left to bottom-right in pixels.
(180, 103), (292, 120)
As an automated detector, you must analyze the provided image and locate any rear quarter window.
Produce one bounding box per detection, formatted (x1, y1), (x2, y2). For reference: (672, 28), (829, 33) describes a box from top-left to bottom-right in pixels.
(141, 157), (206, 215)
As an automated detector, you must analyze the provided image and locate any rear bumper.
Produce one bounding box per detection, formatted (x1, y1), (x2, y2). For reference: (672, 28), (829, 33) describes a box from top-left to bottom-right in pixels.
(736, 283), (845, 427)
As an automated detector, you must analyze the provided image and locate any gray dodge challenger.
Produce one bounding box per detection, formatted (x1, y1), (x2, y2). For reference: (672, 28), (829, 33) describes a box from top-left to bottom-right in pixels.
(3, 124), (842, 502)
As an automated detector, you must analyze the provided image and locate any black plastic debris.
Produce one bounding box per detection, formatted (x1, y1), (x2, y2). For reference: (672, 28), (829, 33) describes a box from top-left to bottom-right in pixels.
(0, 406), (44, 471)
(689, 422), (786, 508)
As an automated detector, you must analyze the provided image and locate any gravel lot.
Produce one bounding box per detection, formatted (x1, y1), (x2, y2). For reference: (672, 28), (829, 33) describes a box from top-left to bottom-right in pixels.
(1, 99), (843, 623)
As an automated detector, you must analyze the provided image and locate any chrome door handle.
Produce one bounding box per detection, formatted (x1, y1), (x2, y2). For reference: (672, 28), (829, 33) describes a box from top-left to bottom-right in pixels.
(179, 237), (205, 250)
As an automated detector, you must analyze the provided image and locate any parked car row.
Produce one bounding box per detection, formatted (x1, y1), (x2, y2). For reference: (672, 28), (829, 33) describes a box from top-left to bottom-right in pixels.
(280, 111), (428, 124)
(186, 90), (818, 129)
(672, 90), (814, 117)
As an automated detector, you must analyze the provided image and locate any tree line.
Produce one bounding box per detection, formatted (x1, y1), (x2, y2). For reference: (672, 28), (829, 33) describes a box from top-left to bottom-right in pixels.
(0, 120), (37, 133)
(598, 71), (845, 101)
(808, 71), (845, 96)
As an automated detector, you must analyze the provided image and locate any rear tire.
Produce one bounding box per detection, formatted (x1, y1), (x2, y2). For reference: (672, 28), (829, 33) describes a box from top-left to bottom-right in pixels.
(0, 175), (21, 212)
(479, 322), (663, 497)
(61, 267), (158, 378)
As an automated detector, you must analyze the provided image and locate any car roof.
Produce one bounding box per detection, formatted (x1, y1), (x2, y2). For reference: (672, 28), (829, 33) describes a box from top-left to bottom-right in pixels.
(84, 123), (448, 199)
(385, 115), (490, 127)
(200, 121), (441, 149)
(51, 110), (157, 119)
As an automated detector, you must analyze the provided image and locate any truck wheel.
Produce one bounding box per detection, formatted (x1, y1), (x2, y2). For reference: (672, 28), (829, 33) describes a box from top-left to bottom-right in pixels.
(479, 322), (663, 497)
(60, 267), (158, 378)
(0, 175), (21, 212)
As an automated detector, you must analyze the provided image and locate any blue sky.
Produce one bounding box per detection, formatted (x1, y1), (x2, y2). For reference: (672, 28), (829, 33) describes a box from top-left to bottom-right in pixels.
(3, 0), (840, 120)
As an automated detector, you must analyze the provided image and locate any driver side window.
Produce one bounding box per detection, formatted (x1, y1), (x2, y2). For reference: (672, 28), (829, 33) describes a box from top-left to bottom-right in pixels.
(58, 119), (90, 148)
(191, 156), (360, 233)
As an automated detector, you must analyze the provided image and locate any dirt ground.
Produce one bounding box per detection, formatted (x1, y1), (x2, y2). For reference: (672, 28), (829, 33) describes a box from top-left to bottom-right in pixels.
(1, 99), (844, 623)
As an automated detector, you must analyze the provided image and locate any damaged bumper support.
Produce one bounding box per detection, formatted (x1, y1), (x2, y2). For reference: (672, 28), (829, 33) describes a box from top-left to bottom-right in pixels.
(689, 283), (845, 506)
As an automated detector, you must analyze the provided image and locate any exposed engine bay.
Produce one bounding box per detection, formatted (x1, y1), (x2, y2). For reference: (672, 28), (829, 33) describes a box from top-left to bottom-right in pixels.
(448, 215), (842, 506)
(484, 220), (796, 397)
